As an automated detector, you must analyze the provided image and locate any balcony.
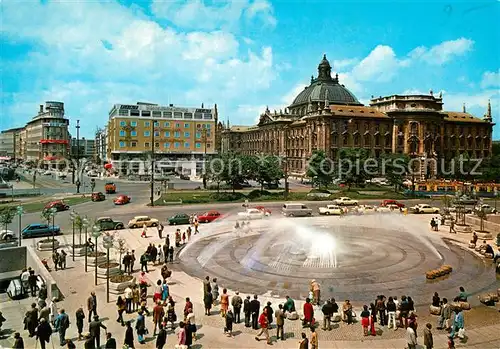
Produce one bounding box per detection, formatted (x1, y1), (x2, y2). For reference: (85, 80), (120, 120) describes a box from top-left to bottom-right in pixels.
(40, 139), (69, 144)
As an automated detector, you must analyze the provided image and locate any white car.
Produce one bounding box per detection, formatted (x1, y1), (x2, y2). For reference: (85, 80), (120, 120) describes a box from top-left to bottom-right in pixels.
(474, 204), (497, 214)
(411, 204), (440, 214)
(237, 208), (266, 220)
(335, 197), (359, 206)
(376, 204), (400, 213)
(0, 229), (15, 241)
(356, 205), (376, 214)
(318, 205), (343, 215)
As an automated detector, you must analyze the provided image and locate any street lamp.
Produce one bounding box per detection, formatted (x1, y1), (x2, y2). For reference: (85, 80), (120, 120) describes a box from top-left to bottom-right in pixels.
(16, 206), (24, 247)
(82, 217), (89, 272)
(91, 226), (102, 286)
(69, 211), (77, 261)
(48, 207), (58, 252)
(494, 190), (498, 211)
(102, 233), (115, 303)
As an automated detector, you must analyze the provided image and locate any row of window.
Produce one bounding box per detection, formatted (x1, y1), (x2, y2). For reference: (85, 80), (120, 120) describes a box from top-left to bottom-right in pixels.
(117, 109), (213, 120)
(118, 141), (209, 149)
(118, 130), (210, 138)
(119, 120), (212, 128)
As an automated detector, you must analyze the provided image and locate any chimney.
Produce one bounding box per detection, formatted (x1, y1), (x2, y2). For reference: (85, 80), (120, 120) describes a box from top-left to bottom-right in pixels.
(169, 104), (173, 107)
(39, 105), (44, 113)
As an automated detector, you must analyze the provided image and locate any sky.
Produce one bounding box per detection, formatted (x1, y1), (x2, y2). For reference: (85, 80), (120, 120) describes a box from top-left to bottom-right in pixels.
(1, 0), (499, 139)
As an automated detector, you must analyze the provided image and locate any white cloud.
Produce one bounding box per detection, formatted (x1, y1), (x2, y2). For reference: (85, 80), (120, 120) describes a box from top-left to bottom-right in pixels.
(351, 45), (404, 82)
(333, 58), (359, 70)
(245, 0), (277, 27)
(480, 69), (500, 88)
(281, 84), (308, 105)
(409, 38), (474, 65)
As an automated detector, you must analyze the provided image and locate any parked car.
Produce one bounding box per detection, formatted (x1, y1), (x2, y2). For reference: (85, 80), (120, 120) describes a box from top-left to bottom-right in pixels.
(474, 204), (497, 214)
(167, 213), (191, 225)
(410, 204), (440, 214)
(375, 204), (400, 213)
(0, 229), (15, 241)
(105, 182), (117, 194)
(113, 195), (131, 205)
(44, 200), (69, 212)
(357, 205), (376, 214)
(453, 195), (477, 205)
(127, 216), (159, 229)
(91, 192), (106, 202)
(318, 205), (343, 215)
(380, 199), (405, 208)
(237, 208), (266, 220)
(282, 203), (313, 217)
(254, 206), (272, 215)
(448, 205), (473, 214)
(94, 217), (124, 231)
(197, 211), (222, 223)
(22, 223), (61, 238)
(334, 197), (359, 206)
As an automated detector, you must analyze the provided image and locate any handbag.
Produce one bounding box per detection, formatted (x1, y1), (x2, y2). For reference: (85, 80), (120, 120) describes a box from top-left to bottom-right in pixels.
(458, 327), (465, 339)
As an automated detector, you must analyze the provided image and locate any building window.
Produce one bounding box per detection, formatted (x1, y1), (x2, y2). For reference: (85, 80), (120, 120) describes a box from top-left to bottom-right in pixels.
(119, 110), (129, 116)
(153, 121), (159, 127)
(145, 121), (151, 127)
(184, 123), (189, 128)
(141, 111), (151, 117)
(184, 142), (190, 148)
(174, 131), (180, 138)
(131, 131), (137, 137)
(144, 131), (151, 137)
(174, 112), (183, 118)
(131, 142), (137, 147)
(145, 142), (150, 148)
(206, 124), (211, 129)
(196, 132), (201, 138)
(353, 134), (360, 146)
(207, 143), (211, 148)
(184, 113), (193, 119)
(164, 112), (172, 118)
(155, 142), (159, 148)
(119, 141), (125, 147)
(174, 142), (180, 148)
(175, 123), (180, 128)
(194, 113), (203, 119)
(119, 121), (126, 126)
(130, 110), (140, 116)
(343, 135), (348, 146)
(131, 121), (137, 127)
(164, 122), (170, 127)
(119, 130), (125, 137)
(203, 113), (213, 120)
(195, 142), (201, 148)
(184, 132), (190, 137)
(152, 111), (161, 117)
(164, 142), (170, 148)
(164, 131), (170, 137)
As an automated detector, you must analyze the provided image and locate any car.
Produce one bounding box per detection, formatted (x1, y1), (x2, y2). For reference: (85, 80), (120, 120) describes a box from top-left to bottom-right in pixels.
(105, 182), (117, 194)
(233, 181), (252, 189)
(87, 170), (99, 177)
(179, 174), (190, 180)
(0, 229), (15, 241)
(357, 205), (376, 214)
(376, 204), (400, 213)
(282, 203), (313, 217)
(127, 216), (159, 229)
(44, 200), (69, 212)
(167, 213), (191, 225)
(453, 195), (477, 205)
(410, 204), (440, 214)
(264, 182), (279, 189)
(91, 192), (106, 202)
(42, 170), (52, 176)
(113, 195), (131, 205)
(254, 206), (272, 215)
(197, 211), (222, 223)
(447, 205), (472, 214)
(94, 217), (125, 231)
(381, 199), (405, 208)
(237, 208), (266, 220)
(318, 205), (343, 215)
(334, 197), (359, 206)
(474, 204), (497, 214)
(22, 223), (61, 238)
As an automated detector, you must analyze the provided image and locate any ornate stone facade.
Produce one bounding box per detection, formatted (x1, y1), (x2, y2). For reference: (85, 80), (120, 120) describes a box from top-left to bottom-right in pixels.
(221, 55), (495, 178)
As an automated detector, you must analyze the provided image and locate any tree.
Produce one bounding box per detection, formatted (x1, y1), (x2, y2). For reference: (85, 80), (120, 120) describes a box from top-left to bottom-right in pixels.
(206, 155), (225, 193)
(0, 207), (16, 233)
(253, 155), (284, 191)
(382, 153), (410, 192)
(115, 237), (128, 272)
(337, 148), (371, 190)
(40, 209), (52, 226)
(475, 207), (488, 232)
(307, 150), (334, 189)
(221, 153), (254, 193)
(74, 215), (84, 245)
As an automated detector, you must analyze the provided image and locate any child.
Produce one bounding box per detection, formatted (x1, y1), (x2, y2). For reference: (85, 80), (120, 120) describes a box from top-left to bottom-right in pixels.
(141, 224), (147, 238)
(360, 305), (370, 336)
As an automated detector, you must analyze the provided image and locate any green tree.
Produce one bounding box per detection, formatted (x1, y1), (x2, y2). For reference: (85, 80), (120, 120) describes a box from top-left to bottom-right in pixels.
(479, 154), (500, 182)
(307, 150), (334, 189)
(40, 209), (52, 226)
(382, 153), (410, 192)
(475, 207), (488, 232)
(337, 148), (371, 190)
(206, 155), (226, 193)
(253, 155), (284, 191)
(0, 207), (16, 233)
(115, 237), (127, 272)
(74, 215), (84, 245)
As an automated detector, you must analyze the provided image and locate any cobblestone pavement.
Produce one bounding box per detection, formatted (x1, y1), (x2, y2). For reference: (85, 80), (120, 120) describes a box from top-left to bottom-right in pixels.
(1, 215), (499, 349)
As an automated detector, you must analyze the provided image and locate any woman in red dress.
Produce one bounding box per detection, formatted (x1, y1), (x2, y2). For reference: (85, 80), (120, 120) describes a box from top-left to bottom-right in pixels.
(360, 305), (370, 336)
(220, 288), (229, 317)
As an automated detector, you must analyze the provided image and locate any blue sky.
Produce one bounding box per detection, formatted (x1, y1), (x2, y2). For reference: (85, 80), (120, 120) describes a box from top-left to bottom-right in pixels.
(1, 0), (499, 139)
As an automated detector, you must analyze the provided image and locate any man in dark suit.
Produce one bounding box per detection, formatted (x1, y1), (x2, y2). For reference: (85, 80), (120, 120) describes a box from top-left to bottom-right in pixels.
(89, 315), (107, 348)
(104, 332), (116, 349)
(250, 295), (260, 330)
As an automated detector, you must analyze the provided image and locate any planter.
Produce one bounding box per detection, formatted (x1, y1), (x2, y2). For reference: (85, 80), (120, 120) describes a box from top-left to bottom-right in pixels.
(67, 244), (87, 257)
(87, 252), (107, 266)
(455, 224), (472, 234)
(474, 230), (493, 240)
(97, 262), (120, 278)
(37, 239), (60, 251)
(109, 275), (136, 294)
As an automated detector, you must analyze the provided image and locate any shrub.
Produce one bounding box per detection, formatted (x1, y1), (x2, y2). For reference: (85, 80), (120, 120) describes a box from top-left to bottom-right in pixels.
(209, 192), (246, 202)
(247, 189), (273, 199)
(309, 188), (331, 194)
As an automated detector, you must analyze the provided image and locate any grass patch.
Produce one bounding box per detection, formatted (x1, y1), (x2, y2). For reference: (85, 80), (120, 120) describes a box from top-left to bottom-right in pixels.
(0, 196), (92, 213)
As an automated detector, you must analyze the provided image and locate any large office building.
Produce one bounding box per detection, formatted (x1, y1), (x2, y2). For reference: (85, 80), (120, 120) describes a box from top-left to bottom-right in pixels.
(107, 102), (220, 177)
(70, 137), (95, 159)
(221, 55), (495, 179)
(95, 127), (107, 163)
(0, 127), (24, 159)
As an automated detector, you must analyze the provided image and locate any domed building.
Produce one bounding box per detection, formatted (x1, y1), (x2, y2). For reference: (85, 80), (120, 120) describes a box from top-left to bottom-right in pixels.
(221, 55), (494, 179)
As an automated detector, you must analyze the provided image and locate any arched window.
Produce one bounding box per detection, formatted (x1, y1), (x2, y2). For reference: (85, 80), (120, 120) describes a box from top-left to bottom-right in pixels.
(410, 122), (418, 135)
(364, 134), (371, 147)
(354, 134), (360, 146)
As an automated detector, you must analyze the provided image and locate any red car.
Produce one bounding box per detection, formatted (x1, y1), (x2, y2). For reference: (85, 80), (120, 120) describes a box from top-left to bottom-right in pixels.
(198, 210), (222, 223)
(113, 195), (131, 205)
(255, 206), (272, 215)
(44, 200), (69, 212)
(381, 199), (405, 208)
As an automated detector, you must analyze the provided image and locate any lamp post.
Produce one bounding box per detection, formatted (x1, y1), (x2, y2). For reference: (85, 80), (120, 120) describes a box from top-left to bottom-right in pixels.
(102, 233), (115, 303)
(202, 128), (208, 189)
(69, 211), (77, 261)
(91, 226), (102, 286)
(74, 120), (80, 186)
(494, 190), (498, 211)
(150, 120), (156, 207)
(82, 217), (89, 272)
(283, 126), (289, 198)
(49, 207), (57, 252)
(16, 206), (24, 247)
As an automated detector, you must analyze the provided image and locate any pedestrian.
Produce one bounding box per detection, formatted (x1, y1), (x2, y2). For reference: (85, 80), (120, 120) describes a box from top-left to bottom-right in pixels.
(186, 308), (196, 342)
(52, 251), (59, 271)
(158, 224), (163, 239)
(157, 245), (163, 264)
(449, 219), (456, 233)
(34, 318), (52, 349)
(310, 326), (318, 349)
(28, 270), (38, 297)
(153, 280), (163, 304)
(75, 306), (85, 340)
(161, 280), (169, 304)
(204, 290), (213, 316)
(105, 332), (116, 349)
(407, 322), (417, 349)
(89, 315), (107, 349)
(150, 244), (158, 265)
(182, 231), (186, 244)
(255, 308), (271, 344)
(153, 301), (165, 336)
(168, 246), (174, 262)
(124, 321), (134, 349)
(275, 304), (285, 341)
(265, 302), (273, 328)
(130, 250), (136, 273)
(211, 278), (219, 306)
(87, 292), (97, 321)
(187, 227), (192, 241)
(387, 297), (397, 330)
(450, 308), (464, 339)
(225, 309), (234, 337)
(369, 302), (377, 336)
(116, 296), (126, 326)
(284, 295), (296, 313)
(140, 224), (147, 238)
(220, 288), (229, 317)
(39, 305), (50, 323)
(303, 298), (314, 328)
(162, 244), (168, 264)
(13, 332), (24, 349)
(156, 323), (167, 349)
(361, 305), (370, 336)
(124, 286), (133, 314)
(132, 285), (140, 312)
(24, 302), (38, 337)
(135, 311), (147, 344)
(424, 323), (434, 349)
(140, 252), (148, 272)
(177, 321), (186, 346)
(202, 276), (211, 296)
(54, 308), (70, 347)
(184, 297), (193, 320)
(38, 284), (48, 302)
(437, 298), (451, 330)
(122, 252), (131, 274)
(166, 303), (177, 330)
(321, 299), (333, 331)
(59, 250), (67, 269)
(231, 291), (242, 323)
(244, 295), (251, 327)
(299, 332), (308, 349)
(343, 300), (353, 325)
(311, 280), (320, 305)
(165, 235), (170, 250)
(250, 295), (260, 330)
(21, 268), (30, 294)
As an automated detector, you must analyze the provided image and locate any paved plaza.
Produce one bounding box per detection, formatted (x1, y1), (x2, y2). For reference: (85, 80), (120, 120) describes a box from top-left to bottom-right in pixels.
(1, 213), (499, 349)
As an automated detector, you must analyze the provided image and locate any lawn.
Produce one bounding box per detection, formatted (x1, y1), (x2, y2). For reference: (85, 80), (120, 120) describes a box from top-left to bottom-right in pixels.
(0, 196), (92, 213)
